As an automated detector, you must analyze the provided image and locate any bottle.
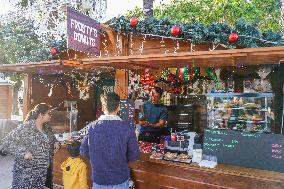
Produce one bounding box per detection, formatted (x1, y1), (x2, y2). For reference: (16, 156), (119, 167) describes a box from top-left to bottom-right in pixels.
(171, 129), (177, 141)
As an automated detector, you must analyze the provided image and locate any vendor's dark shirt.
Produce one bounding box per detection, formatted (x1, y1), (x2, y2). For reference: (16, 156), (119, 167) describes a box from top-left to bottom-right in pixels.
(80, 115), (140, 185)
(140, 101), (168, 133)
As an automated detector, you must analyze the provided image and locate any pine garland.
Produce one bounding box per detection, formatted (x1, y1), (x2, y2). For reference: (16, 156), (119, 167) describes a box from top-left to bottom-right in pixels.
(109, 16), (284, 48)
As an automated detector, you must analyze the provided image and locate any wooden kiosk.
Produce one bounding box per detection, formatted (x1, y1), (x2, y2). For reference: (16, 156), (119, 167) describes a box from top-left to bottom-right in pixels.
(1, 25), (284, 188)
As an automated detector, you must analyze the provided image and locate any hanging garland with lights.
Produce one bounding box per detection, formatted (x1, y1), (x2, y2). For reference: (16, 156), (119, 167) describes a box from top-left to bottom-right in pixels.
(109, 16), (284, 48)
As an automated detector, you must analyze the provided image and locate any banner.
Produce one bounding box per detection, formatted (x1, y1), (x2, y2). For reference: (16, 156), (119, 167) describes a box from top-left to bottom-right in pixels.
(67, 7), (100, 55)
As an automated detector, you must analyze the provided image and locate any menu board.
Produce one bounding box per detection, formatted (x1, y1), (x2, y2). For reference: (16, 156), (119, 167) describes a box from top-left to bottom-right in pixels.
(119, 100), (135, 127)
(203, 129), (284, 172)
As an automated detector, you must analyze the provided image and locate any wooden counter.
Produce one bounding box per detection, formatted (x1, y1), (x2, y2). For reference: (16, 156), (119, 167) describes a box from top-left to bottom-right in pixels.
(53, 148), (284, 189)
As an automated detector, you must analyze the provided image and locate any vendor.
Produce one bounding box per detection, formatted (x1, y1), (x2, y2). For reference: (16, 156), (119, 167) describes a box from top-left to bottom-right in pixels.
(138, 87), (168, 143)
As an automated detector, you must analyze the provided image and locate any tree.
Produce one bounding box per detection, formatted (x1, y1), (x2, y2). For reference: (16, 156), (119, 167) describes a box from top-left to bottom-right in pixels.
(127, 0), (282, 32)
(280, 0), (284, 31)
(143, 0), (154, 18)
(0, 18), (46, 115)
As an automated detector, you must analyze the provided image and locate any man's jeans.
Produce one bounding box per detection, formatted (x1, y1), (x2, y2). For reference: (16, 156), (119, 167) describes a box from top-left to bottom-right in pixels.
(92, 179), (129, 189)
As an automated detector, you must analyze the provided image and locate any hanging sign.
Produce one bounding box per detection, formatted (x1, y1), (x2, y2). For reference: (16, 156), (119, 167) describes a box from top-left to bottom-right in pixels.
(67, 6), (101, 55)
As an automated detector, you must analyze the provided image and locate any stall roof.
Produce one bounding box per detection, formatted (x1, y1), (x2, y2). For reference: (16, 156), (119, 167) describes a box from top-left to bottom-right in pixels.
(1, 46), (284, 73)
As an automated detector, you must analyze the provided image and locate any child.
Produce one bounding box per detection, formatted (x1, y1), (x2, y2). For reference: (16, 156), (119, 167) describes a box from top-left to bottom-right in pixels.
(61, 141), (88, 189)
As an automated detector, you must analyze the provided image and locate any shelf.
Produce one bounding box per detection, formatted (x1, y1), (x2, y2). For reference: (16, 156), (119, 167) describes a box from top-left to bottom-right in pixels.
(212, 119), (269, 124)
(207, 93), (274, 98)
(208, 107), (271, 111)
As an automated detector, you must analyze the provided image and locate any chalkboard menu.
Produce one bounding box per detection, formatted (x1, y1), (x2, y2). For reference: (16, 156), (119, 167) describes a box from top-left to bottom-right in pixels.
(119, 100), (135, 126)
(203, 129), (284, 172)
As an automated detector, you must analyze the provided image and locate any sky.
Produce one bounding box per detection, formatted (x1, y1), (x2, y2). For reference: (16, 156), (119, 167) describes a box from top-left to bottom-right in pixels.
(106, 0), (170, 20)
(1, 0), (14, 15)
(0, 0), (171, 19)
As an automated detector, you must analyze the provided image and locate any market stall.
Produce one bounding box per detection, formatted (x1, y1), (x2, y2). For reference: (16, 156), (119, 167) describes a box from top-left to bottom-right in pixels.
(1, 13), (284, 188)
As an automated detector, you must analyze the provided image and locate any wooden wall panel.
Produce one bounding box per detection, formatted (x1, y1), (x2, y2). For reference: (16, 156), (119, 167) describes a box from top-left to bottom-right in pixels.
(0, 84), (12, 119)
(115, 69), (128, 99)
(53, 150), (284, 189)
(30, 74), (96, 131)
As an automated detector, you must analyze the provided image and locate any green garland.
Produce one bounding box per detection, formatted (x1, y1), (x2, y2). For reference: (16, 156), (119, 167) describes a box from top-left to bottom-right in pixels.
(109, 16), (284, 48)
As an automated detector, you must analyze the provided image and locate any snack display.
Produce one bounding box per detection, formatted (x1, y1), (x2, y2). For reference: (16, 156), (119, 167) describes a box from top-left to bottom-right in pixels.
(207, 93), (274, 132)
(176, 153), (191, 163)
(164, 152), (178, 161)
(150, 151), (164, 159)
(163, 152), (192, 163)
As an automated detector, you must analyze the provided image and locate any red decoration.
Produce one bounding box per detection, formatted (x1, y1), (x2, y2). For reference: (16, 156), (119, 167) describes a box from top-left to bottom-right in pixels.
(50, 47), (58, 56)
(130, 17), (138, 27)
(170, 25), (181, 37)
(229, 33), (239, 43)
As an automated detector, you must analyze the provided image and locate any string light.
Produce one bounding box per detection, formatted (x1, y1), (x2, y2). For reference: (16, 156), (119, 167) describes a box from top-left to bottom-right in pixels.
(129, 33), (134, 55)
(115, 34), (122, 56)
(190, 43), (195, 52)
(139, 35), (147, 55)
(173, 40), (180, 53)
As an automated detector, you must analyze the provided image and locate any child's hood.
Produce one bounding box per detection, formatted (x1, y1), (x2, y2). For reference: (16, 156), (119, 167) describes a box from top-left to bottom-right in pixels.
(61, 157), (85, 175)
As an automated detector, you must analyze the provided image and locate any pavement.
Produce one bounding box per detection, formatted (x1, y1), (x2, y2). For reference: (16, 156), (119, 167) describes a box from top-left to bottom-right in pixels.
(0, 155), (13, 189)
(0, 155), (63, 189)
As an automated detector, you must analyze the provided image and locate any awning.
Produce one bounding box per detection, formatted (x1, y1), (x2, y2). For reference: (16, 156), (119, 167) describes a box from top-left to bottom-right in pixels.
(1, 46), (284, 74)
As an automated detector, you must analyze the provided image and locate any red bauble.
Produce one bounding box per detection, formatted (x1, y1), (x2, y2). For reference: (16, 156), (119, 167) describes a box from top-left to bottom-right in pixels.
(170, 25), (181, 37)
(229, 33), (239, 43)
(50, 47), (58, 56)
(130, 17), (138, 27)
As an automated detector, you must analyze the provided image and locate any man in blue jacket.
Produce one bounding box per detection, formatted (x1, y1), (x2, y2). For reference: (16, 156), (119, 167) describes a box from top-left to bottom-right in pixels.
(80, 92), (140, 189)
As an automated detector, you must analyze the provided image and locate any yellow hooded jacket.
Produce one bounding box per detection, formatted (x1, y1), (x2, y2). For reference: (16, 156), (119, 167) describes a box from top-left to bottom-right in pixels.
(61, 157), (88, 189)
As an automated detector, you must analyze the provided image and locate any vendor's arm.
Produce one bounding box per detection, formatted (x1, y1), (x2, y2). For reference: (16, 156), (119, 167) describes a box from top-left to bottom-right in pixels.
(149, 106), (168, 129)
(148, 119), (166, 129)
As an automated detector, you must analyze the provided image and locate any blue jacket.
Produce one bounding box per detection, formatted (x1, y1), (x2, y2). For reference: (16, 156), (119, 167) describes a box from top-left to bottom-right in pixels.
(80, 115), (140, 185)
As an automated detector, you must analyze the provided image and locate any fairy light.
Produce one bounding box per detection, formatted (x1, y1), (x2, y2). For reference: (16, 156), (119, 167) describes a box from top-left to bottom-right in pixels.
(115, 34), (122, 56)
(173, 40), (180, 53)
(129, 33), (134, 55)
(160, 37), (165, 47)
(102, 33), (109, 57)
(139, 35), (147, 55)
(190, 43), (195, 52)
(209, 42), (220, 51)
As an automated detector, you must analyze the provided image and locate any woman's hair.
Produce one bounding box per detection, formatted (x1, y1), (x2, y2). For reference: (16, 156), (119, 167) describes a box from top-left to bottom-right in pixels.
(67, 141), (81, 157)
(24, 103), (51, 123)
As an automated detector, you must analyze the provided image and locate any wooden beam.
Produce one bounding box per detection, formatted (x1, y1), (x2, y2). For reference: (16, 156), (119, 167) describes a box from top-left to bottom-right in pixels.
(101, 23), (119, 54)
(114, 69), (128, 99)
(23, 74), (32, 119)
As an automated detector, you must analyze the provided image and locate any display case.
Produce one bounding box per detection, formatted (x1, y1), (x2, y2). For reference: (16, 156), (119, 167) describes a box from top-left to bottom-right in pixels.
(207, 93), (274, 132)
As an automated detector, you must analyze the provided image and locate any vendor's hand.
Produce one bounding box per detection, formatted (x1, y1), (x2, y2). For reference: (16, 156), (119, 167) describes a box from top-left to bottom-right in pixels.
(143, 121), (150, 127)
(54, 143), (60, 153)
(24, 151), (33, 160)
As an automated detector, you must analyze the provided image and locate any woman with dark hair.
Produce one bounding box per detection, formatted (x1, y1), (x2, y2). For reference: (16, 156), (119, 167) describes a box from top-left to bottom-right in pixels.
(1, 103), (60, 189)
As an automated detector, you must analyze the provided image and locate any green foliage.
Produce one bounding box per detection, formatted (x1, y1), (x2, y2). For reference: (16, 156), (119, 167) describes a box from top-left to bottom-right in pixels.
(155, 0), (282, 32)
(126, 6), (144, 19)
(126, 0), (282, 32)
(110, 16), (284, 48)
(0, 17), (66, 65)
(16, 0), (37, 8)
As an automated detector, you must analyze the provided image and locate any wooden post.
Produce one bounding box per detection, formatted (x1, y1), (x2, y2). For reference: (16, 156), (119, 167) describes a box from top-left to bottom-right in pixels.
(115, 34), (129, 99)
(115, 69), (128, 100)
(23, 74), (32, 119)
